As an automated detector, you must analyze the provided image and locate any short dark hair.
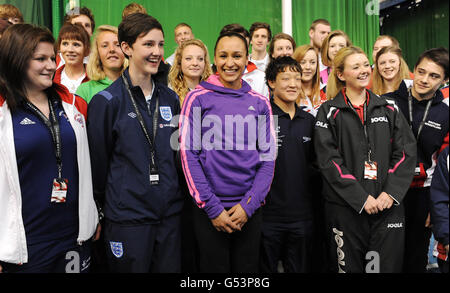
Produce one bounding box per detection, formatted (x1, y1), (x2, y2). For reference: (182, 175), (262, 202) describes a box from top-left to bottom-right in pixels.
(249, 22), (272, 42)
(122, 2), (147, 20)
(118, 13), (164, 58)
(219, 23), (250, 41)
(56, 23), (91, 55)
(265, 56), (302, 89)
(214, 31), (249, 57)
(64, 6), (95, 32)
(175, 22), (192, 32)
(415, 47), (449, 80)
(0, 4), (24, 23)
(268, 33), (297, 60)
(309, 19), (330, 31)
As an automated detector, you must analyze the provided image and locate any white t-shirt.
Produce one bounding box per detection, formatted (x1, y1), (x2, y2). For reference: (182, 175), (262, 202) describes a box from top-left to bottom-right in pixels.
(60, 69), (86, 94)
(242, 63), (269, 99)
(145, 79), (156, 104)
(166, 53), (175, 66)
(249, 53), (270, 73)
(318, 54), (327, 72)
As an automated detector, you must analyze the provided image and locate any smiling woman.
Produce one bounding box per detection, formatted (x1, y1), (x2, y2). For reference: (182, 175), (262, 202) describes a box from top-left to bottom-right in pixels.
(179, 32), (276, 273)
(214, 34), (248, 89)
(0, 23), (99, 273)
(76, 25), (127, 103)
(168, 38), (213, 105)
(313, 46), (417, 273)
(87, 13), (184, 273)
(53, 23), (90, 93)
(371, 46), (411, 95)
(293, 45), (327, 116)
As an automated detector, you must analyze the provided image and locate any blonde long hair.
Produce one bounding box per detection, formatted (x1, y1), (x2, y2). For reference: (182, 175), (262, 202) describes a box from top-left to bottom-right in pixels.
(372, 46), (411, 95)
(168, 39), (212, 105)
(293, 44), (321, 104)
(86, 25), (128, 81)
(326, 46), (367, 100)
(321, 30), (352, 68)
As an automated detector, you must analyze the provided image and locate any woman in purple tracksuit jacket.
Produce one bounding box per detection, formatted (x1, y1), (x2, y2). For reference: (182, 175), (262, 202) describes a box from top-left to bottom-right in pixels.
(179, 32), (276, 273)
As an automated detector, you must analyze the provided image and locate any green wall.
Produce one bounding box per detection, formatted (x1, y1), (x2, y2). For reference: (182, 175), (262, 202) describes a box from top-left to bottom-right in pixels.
(55, 0), (282, 61)
(381, 0), (449, 69)
(293, 0), (379, 63)
(0, 0), (52, 29)
(2, 0), (382, 63)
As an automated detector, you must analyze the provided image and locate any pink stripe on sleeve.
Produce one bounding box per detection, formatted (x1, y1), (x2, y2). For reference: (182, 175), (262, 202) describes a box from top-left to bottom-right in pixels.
(333, 109), (340, 119)
(389, 151), (406, 173)
(180, 89), (209, 207)
(332, 160), (356, 180)
(386, 105), (395, 111)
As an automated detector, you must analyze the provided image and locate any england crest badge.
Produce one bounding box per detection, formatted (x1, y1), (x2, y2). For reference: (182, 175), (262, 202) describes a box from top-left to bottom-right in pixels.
(110, 241), (124, 258)
(159, 106), (173, 121)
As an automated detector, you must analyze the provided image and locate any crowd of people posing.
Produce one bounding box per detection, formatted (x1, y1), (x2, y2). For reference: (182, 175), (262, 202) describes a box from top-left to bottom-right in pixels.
(0, 3), (448, 274)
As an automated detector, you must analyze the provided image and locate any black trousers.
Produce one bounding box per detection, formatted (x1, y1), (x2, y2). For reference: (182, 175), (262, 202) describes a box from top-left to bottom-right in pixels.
(103, 214), (181, 273)
(403, 187), (432, 273)
(193, 206), (262, 273)
(260, 219), (313, 273)
(438, 259), (449, 273)
(324, 201), (405, 273)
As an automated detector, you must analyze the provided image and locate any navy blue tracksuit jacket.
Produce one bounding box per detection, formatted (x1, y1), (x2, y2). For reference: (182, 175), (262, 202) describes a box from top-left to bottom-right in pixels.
(87, 69), (182, 224)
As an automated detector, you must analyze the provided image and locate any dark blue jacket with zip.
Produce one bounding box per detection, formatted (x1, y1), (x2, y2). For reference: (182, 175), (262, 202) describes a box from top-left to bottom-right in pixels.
(87, 68), (182, 224)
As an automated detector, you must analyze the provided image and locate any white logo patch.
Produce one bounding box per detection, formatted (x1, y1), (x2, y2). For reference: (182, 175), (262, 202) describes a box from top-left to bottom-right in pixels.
(128, 112), (137, 119)
(424, 120), (442, 130)
(160, 106), (173, 121)
(371, 116), (388, 124)
(387, 223), (403, 228)
(303, 136), (311, 143)
(248, 105), (256, 111)
(316, 121), (328, 129)
(20, 118), (36, 125)
(110, 241), (124, 258)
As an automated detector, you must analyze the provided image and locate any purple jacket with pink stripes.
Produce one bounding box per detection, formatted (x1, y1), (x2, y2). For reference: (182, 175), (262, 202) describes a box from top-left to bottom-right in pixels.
(179, 75), (276, 219)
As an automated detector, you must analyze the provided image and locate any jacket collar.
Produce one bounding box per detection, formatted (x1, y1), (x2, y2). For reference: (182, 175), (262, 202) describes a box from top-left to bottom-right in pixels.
(395, 80), (444, 105)
(0, 83), (74, 108)
(329, 89), (387, 110)
(271, 99), (304, 120)
(122, 68), (159, 97)
(200, 74), (252, 97)
(54, 64), (89, 85)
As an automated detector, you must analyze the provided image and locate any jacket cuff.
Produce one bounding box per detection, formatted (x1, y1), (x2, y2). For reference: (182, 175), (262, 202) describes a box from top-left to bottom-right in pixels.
(359, 197), (368, 214)
(386, 193), (400, 206)
(239, 191), (257, 218)
(204, 204), (224, 220)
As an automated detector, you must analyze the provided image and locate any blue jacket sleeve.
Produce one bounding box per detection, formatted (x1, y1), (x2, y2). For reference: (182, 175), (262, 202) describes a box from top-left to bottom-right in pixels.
(86, 91), (116, 208)
(430, 147), (449, 246)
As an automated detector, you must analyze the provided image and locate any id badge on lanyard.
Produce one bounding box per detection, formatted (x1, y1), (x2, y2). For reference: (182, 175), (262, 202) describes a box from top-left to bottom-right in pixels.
(122, 74), (160, 186)
(364, 150), (378, 180)
(51, 178), (68, 203)
(346, 94), (378, 181)
(26, 98), (68, 203)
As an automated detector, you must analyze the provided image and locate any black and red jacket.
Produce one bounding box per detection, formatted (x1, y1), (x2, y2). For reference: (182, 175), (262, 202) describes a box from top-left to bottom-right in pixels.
(384, 81), (449, 188)
(313, 89), (417, 213)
